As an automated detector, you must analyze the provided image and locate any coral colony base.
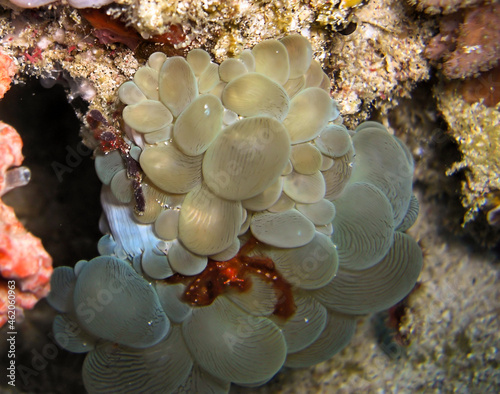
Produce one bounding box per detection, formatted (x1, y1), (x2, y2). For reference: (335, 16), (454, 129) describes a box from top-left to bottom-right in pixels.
(47, 35), (423, 392)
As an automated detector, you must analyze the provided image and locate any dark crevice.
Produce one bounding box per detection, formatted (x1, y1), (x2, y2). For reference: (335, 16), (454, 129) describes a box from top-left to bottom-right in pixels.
(0, 77), (102, 268)
(0, 77), (98, 393)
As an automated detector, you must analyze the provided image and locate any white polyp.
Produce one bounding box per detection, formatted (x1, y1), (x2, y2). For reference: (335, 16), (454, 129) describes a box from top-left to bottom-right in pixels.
(2, 166), (31, 196)
(250, 209), (315, 248)
(167, 239), (208, 276)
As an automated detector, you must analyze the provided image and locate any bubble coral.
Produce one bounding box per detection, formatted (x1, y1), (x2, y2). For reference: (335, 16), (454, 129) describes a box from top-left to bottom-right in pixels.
(48, 34), (423, 392)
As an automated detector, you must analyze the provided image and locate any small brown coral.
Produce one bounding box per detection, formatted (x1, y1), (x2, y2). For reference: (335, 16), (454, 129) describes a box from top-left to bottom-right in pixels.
(425, 2), (500, 79)
(459, 64), (500, 106)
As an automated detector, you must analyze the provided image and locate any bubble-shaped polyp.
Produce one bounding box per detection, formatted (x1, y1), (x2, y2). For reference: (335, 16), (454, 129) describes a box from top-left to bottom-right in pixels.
(74, 256), (170, 348)
(50, 33), (423, 394)
(203, 116), (291, 200)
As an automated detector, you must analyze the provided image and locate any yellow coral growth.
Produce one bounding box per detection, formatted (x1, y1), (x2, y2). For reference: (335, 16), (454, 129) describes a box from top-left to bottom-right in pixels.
(340, 0), (363, 8)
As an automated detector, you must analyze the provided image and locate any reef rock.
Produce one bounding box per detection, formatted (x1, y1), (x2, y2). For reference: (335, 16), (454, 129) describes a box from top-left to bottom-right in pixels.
(424, 2), (500, 79)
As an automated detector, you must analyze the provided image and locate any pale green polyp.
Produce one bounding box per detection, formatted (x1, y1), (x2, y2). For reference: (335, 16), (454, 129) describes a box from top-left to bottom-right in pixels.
(118, 81), (146, 105)
(332, 182), (395, 270)
(83, 326), (193, 393)
(94, 149), (124, 185)
(280, 34), (313, 79)
(252, 39), (290, 85)
(274, 294), (327, 353)
(178, 183), (242, 256)
(209, 237), (240, 262)
(155, 282), (192, 324)
(110, 168), (133, 203)
(159, 56), (198, 117)
(97, 234), (115, 256)
(73, 256), (170, 349)
(290, 143), (323, 175)
(53, 314), (96, 353)
(250, 209), (315, 249)
(202, 116), (291, 200)
(322, 146), (354, 201)
(140, 144), (202, 194)
(311, 232), (423, 315)
(283, 87), (335, 143)
(350, 124), (414, 227)
(47, 266), (76, 313)
(221, 72), (290, 120)
(283, 170), (326, 204)
(283, 76), (306, 98)
(144, 125), (172, 145)
(173, 94), (224, 156)
(354, 120), (387, 133)
(237, 49), (256, 72)
(242, 177), (283, 211)
(218, 58), (247, 82)
(73, 259), (88, 277)
(397, 194), (419, 232)
(186, 48), (211, 76)
(296, 199), (336, 226)
(304, 59), (324, 88)
(167, 238), (209, 275)
(154, 208), (180, 241)
(141, 249), (172, 280)
(123, 100), (173, 133)
(133, 66), (160, 100)
(198, 63), (220, 94)
(285, 312), (356, 368)
(147, 52), (167, 72)
(226, 274), (276, 316)
(315, 124), (352, 158)
(182, 297), (287, 385)
(258, 231), (338, 289)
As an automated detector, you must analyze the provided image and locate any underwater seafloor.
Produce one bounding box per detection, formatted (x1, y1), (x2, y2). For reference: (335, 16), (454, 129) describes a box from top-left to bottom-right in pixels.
(0, 0), (499, 392)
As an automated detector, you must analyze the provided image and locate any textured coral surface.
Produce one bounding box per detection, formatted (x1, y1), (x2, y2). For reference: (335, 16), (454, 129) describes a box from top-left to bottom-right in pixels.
(419, 0), (500, 221)
(0, 51), (15, 99)
(0, 122), (53, 327)
(425, 2), (500, 79)
(438, 86), (500, 223)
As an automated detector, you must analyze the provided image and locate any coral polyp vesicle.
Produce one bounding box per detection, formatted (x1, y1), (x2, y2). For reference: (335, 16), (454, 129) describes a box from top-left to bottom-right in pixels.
(48, 34), (423, 392)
